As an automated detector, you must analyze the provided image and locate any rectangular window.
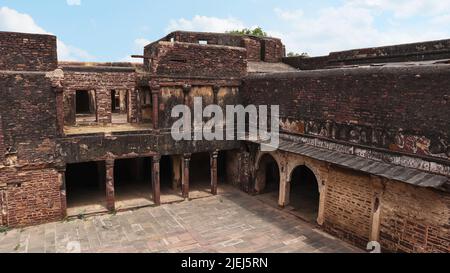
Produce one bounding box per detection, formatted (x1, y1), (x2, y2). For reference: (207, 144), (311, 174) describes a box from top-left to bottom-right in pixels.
(76, 90), (91, 114)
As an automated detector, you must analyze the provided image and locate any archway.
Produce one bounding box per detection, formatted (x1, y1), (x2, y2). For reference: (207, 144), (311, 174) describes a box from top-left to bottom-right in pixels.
(289, 165), (320, 223)
(255, 154), (280, 196)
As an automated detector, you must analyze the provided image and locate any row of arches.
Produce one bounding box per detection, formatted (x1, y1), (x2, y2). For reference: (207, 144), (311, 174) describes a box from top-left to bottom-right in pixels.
(255, 154), (320, 223)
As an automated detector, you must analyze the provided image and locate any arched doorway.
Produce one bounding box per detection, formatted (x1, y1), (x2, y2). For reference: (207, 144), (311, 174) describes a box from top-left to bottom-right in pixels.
(289, 165), (320, 223)
(255, 154), (280, 199)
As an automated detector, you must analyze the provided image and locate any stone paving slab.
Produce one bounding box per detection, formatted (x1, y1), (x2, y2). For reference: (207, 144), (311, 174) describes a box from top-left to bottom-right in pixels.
(0, 188), (362, 253)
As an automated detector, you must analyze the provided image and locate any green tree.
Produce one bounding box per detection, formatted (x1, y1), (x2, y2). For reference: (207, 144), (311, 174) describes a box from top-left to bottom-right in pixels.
(287, 52), (309, 58)
(226, 27), (268, 37)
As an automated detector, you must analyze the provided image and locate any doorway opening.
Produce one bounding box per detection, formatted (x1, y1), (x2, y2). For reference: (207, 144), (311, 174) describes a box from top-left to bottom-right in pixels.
(190, 152), (212, 199)
(289, 165), (320, 223)
(111, 90), (128, 124)
(114, 158), (153, 210)
(75, 90), (96, 124)
(255, 154), (280, 206)
(66, 161), (106, 216)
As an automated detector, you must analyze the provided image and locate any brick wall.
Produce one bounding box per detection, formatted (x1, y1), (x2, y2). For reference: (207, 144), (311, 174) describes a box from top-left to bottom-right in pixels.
(242, 66), (450, 162)
(145, 42), (247, 78)
(323, 167), (373, 248)
(156, 31), (284, 63)
(283, 38), (450, 70)
(0, 73), (59, 165)
(262, 38), (284, 62)
(243, 37), (261, 62)
(0, 32), (57, 72)
(0, 114), (4, 163)
(0, 168), (62, 227)
(380, 181), (450, 253)
(62, 66), (137, 125)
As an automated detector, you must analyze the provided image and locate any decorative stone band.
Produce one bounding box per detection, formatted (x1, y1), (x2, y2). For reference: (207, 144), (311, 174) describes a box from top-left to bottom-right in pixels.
(249, 136), (449, 192)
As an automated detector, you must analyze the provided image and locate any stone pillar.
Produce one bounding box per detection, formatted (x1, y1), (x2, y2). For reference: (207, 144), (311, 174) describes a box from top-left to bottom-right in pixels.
(57, 166), (67, 218)
(370, 176), (385, 243)
(211, 151), (219, 195)
(119, 90), (127, 114)
(105, 159), (115, 212)
(150, 83), (160, 130)
(97, 88), (112, 124)
(213, 85), (220, 105)
(317, 165), (331, 226)
(279, 178), (290, 208)
(52, 81), (65, 136)
(152, 155), (161, 206)
(0, 187), (8, 226)
(182, 154), (191, 199)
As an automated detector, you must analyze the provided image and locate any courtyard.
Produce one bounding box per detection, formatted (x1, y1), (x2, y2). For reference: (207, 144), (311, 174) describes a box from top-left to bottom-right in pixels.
(0, 186), (360, 253)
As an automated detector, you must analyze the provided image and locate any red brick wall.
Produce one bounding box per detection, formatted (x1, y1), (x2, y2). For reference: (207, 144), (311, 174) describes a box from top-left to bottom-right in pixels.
(145, 42), (247, 78)
(283, 38), (450, 70)
(0, 73), (59, 165)
(242, 66), (450, 163)
(323, 167), (373, 248)
(0, 168), (62, 227)
(0, 114), (4, 163)
(380, 182), (450, 253)
(243, 37), (261, 62)
(62, 68), (137, 125)
(0, 32), (57, 72)
(262, 38), (284, 63)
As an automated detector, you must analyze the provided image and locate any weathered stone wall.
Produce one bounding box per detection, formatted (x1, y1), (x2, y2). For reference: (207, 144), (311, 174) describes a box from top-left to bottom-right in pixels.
(323, 166), (373, 248)
(380, 181), (450, 253)
(242, 66), (450, 166)
(0, 32), (57, 72)
(0, 167), (62, 227)
(160, 31), (284, 62)
(284, 38), (450, 70)
(0, 72), (59, 165)
(262, 38), (284, 63)
(246, 148), (450, 253)
(61, 66), (137, 125)
(0, 114), (4, 164)
(145, 42), (247, 78)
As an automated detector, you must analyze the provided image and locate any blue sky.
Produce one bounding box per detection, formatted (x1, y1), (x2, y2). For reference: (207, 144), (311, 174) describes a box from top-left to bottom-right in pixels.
(1, 0), (450, 61)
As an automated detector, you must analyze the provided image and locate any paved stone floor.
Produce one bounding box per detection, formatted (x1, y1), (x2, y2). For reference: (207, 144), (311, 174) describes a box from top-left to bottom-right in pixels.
(0, 187), (361, 253)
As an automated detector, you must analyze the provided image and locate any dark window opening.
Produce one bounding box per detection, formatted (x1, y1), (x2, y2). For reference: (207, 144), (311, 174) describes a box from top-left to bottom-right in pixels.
(111, 90), (118, 113)
(76, 90), (91, 114)
(140, 88), (152, 124)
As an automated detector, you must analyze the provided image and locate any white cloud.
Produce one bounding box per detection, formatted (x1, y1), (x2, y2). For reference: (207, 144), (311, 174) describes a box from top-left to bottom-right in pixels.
(348, 0), (450, 18)
(166, 15), (247, 33)
(0, 6), (93, 61)
(66, 0), (81, 6)
(134, 38), (151, 48)
(273, 2), (450, 57)
(120, 38), (152, 62)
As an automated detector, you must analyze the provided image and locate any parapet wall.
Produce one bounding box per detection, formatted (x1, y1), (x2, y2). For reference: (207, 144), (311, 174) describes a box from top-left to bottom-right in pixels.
(284, 38), (450, 70)
(242, 65), (450, 166)
(0, 32), (58, 72)
(144, 41), (247, 78)
(160, 31), (285, 62)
